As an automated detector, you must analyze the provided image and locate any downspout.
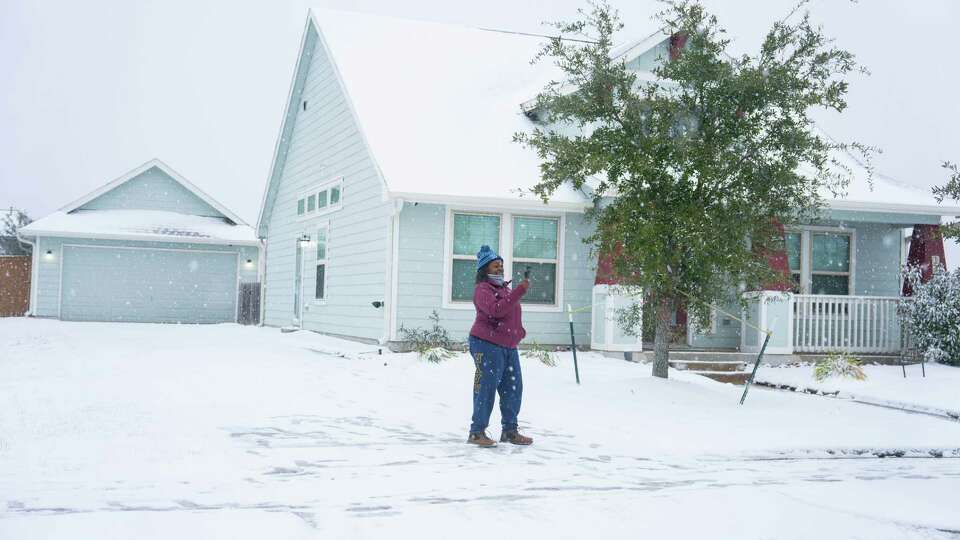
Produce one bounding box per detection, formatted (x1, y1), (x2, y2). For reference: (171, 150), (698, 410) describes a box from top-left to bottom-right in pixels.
(257, 236), (268, 326)
(380, 197), (403, 346)
(16, 232), (38, 317)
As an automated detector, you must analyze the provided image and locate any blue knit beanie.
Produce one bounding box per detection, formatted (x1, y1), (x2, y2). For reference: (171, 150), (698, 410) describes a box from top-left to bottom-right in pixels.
(476, 244), (503, 271)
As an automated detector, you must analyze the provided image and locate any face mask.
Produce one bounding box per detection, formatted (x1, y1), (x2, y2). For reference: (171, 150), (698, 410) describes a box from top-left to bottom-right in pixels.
(487, 274), (505, 286)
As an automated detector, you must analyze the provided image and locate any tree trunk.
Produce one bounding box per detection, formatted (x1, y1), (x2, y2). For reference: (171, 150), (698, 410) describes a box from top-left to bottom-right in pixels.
(652, 296), (672, 379)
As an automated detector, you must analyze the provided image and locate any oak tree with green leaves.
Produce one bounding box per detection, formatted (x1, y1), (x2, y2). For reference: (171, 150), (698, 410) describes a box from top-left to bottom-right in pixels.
(516, 0), (872, 378)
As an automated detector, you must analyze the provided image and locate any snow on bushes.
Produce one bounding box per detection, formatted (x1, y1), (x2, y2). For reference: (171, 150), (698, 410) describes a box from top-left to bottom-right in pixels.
(522, 341), (558, 367)
(814, 352), (867, 382)
(398, 310), (462, 363)
(900, 265), (960, 366)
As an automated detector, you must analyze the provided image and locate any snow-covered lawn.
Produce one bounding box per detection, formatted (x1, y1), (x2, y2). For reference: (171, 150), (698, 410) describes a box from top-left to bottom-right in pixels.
(1, 318), (959, 539)
(756, 362), (960, 418)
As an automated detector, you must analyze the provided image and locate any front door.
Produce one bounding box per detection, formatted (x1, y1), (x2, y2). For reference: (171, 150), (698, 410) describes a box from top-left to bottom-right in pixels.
(293, 237), (304, 325)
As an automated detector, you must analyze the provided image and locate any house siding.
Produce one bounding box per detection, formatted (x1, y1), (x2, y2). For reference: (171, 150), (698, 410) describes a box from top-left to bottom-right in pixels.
(79, 166), (226, 218)
(394, 202), (595, 346)
(261, 26), (391, 341)
(32, 236), (257, 321)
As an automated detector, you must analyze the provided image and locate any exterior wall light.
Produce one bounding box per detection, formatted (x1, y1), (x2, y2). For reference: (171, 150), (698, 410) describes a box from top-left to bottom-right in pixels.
(44, 250), (54, 259)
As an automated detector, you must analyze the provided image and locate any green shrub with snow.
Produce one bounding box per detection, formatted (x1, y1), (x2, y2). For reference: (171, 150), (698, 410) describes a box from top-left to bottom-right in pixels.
(398, 310), (461, 363)
(522, 341), (558, 367)
(900, 266), (960, 366)
(814, 353), (867, 382)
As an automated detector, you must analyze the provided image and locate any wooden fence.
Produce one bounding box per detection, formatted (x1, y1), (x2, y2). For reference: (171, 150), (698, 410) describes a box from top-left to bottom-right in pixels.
(237, 282), (261, 325)
(0, 255), (31, 317)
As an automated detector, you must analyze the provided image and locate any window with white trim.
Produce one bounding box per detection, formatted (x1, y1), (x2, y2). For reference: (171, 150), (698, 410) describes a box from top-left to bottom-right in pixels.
(785, 228), (853, 295)
(315, 226), (328, 300)
(447, 211), (562, 308)
(451, 213), (500, 302)
(786, 232), (802, 293)
(296, 177), (344, 219)
(511, 216), (559, 304)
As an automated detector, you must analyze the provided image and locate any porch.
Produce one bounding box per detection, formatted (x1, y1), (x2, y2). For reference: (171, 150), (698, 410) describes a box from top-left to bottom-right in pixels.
(742, 292), (906, 356)
(592, 286), (909, 358)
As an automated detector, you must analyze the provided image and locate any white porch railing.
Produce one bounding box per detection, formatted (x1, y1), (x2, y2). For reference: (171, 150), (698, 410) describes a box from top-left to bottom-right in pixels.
(793, 295), (903, 354)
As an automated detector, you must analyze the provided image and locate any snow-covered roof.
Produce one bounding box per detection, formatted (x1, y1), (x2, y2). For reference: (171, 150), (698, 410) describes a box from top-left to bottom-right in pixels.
(821, 147), (960, 216)
(260, 9), (960, 222)
(20, 209), (258, 246)
(309, 9), (590, 210)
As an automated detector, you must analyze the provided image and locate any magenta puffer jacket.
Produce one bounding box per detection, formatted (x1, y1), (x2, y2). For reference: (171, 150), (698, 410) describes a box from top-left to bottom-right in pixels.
(469, 280), (528, 349)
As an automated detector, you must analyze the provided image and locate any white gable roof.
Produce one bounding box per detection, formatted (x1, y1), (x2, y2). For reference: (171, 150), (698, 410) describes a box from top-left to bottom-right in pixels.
(310, 9), (589, 209)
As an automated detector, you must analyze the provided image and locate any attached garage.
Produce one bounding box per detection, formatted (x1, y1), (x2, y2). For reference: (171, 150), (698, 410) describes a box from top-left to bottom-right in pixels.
(60, 246), (239, 323)
(18, 159), (261, 324)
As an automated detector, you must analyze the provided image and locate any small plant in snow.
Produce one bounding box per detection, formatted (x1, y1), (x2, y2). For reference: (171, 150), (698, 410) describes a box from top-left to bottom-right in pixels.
(900, 265), (960, 366)
(398, 310), (461, 362)
(522, 341), (558, 367)
(814, 352), (867, 382)
(420, 346), (457, 364)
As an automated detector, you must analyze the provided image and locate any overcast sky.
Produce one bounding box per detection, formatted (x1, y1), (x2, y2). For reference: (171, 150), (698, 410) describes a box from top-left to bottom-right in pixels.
(2, 0), (959, 263)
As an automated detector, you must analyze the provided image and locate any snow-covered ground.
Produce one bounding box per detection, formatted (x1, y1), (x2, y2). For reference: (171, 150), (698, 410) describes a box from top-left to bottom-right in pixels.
(756, 362), (960, 418)
(1, 318), (959, 539)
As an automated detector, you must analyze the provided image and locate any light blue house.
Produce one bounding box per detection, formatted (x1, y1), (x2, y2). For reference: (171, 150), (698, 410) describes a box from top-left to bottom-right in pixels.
(19, 159), (260, 324)
(256, 10), (960, 358)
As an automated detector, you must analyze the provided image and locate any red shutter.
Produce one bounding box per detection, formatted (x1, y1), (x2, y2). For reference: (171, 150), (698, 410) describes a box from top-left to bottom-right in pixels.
(902, 224), (947, 296)
(669, 32), (689, 61)
(760, 221), (793, 292)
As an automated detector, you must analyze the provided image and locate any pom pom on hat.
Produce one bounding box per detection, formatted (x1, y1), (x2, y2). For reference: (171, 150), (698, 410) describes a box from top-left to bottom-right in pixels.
(476, 244), (503, 271)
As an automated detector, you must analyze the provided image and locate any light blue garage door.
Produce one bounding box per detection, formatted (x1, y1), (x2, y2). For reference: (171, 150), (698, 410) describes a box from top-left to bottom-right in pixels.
(60, 245), (238, 323)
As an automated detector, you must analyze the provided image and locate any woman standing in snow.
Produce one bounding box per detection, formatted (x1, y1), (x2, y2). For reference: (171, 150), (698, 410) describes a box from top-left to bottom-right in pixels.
(466, 245), (534, 447)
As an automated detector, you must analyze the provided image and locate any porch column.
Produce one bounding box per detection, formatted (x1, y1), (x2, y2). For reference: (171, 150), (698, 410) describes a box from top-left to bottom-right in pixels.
(902, 224), (947, 296)
(591, 247), (643, 352)
(740, 290), (794, 355)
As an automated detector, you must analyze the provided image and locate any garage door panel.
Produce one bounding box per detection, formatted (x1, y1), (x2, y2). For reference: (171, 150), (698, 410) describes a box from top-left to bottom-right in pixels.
(60, 246), (237, 323)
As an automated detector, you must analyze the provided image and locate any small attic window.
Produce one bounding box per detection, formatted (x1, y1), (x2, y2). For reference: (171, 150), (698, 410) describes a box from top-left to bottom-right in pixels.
(302, 100), (308, 111)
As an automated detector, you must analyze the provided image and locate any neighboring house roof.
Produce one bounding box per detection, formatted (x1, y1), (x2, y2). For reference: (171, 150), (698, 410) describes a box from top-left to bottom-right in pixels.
(20, 159), (258, 246)
(19, 209), (258, 246)
(257, 9), (959, 235)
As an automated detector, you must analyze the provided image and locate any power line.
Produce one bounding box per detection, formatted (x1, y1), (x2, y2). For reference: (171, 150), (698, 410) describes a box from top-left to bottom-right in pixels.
(474, 27), (600, 44)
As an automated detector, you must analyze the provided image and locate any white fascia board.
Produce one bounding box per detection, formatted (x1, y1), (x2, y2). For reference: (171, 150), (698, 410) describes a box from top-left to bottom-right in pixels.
(61, 158), (248, 226)
(388, 191), (590, 213)
(17, 229), (260, 247)
(256, 16), (315, 238)
(826, 200), (960, 217)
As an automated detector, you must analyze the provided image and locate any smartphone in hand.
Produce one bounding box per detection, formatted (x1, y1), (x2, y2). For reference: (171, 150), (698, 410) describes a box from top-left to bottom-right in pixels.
(523, 266), (531, 280)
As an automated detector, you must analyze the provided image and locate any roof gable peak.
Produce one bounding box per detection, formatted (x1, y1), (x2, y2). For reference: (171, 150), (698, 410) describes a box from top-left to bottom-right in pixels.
(62, 159), (246, 225)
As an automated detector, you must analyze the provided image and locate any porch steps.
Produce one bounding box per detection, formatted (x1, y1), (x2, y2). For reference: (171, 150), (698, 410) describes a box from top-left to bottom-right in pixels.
(669, 359), (751, 385)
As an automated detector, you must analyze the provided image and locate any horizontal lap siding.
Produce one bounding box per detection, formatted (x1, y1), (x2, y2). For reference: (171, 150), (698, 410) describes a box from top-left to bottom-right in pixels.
(32, 236), (256, 320)
(395, 203), (595, 346)
(262, 30), (389, 340)
(79, 167), (225, 218)
(688, 297), (742, 349)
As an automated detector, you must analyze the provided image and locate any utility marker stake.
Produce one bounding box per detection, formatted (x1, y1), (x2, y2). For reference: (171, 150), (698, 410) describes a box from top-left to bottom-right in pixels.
(740, 331), (771, 405)
(568, 304), (581, 385)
